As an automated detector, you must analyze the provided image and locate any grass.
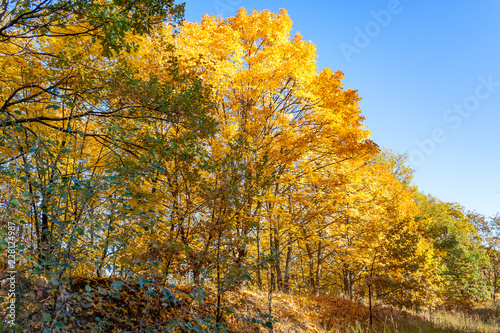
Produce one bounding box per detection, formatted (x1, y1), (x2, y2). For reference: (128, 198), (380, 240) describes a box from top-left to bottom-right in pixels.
(10, 277), (500, 332)
(345, 305), (500, 333)
(225, 289), (500, 332)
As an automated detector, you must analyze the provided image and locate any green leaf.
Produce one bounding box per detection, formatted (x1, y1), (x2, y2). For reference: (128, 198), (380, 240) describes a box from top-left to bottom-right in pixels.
(85, 285), (91, 292)
(241, 274), (252, 281)
(111, 280), (125, 291)
(42, 312), (52, 321)
(54, 321), (64, 328)
(10, 199), (19, 206)
(46, 105), (60, 110)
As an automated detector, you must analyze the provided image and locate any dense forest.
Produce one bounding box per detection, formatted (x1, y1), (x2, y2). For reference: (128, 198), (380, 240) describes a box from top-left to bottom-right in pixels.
(0, 0), (499, 332)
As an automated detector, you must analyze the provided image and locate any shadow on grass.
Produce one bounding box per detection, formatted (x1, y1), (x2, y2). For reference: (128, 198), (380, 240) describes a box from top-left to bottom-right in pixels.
(365, 306), (500, 333)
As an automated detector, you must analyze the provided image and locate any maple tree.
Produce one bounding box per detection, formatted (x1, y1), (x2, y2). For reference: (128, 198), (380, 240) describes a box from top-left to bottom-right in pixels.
(0, 0), (220, 330)
(0, 0), (212, 271)
(122, 7), (377, 288)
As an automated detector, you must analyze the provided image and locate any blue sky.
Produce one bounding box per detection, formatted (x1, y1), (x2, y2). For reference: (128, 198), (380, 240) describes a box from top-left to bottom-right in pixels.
(182, 0), (500, 217)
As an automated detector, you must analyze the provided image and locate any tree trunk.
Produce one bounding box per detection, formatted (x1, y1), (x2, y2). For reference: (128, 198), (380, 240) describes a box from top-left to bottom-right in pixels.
(368, 283), (373, 326)
(314, 240), (322, 296)
(257, 224), (263, 290)
(39, 200), (51, 271)
(274, 230), (283, 290)
(283, 241), (293, 292)
(270, 233), (275, 291)
(305, 243), (315, 292)
(343, 266), (353, 299)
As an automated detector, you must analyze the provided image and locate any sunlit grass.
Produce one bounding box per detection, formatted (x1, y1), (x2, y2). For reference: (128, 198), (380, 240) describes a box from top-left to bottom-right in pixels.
(225, 289), (500, 332)
(343, 304), (500, 333)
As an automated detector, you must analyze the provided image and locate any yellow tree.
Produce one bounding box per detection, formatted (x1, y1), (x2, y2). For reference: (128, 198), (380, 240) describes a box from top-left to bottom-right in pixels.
(129, 9), (378, 294)
(0, 0), (211, 281)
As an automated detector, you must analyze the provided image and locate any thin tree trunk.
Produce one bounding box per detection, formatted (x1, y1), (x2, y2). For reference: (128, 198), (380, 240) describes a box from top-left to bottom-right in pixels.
(343, 265), (353, 299)
(305, 243), (315, 292)
(270, 233), (275, 291)
(257, 223), (263, 290)
(368, 283), (373, 326)
(274, 229), (283, 290)
(315, 240), (322, 296)
(215, 231), (223, 326)
(283, 241), (293, 292)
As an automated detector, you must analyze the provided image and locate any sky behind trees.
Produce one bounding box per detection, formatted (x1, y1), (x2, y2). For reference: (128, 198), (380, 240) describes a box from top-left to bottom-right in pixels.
(184, 0), (500, 216)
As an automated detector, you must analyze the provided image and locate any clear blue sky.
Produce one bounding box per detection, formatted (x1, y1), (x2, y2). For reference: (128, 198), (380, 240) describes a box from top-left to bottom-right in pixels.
(182, 0), (500, 217)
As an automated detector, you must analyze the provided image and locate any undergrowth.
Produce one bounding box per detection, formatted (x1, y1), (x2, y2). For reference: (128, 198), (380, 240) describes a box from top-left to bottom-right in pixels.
(2, 277), (499, 332)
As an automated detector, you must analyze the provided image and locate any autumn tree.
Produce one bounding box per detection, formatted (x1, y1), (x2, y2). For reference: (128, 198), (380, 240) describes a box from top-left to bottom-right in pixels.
(0, 0), (223, 330)
(130, 9), (378, 297)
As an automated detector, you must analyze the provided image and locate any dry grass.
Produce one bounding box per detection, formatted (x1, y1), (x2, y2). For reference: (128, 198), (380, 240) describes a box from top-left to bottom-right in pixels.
(225, 290), (500, 333)
(225, 290), (393, 332)
(6, 277), (499, 332)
